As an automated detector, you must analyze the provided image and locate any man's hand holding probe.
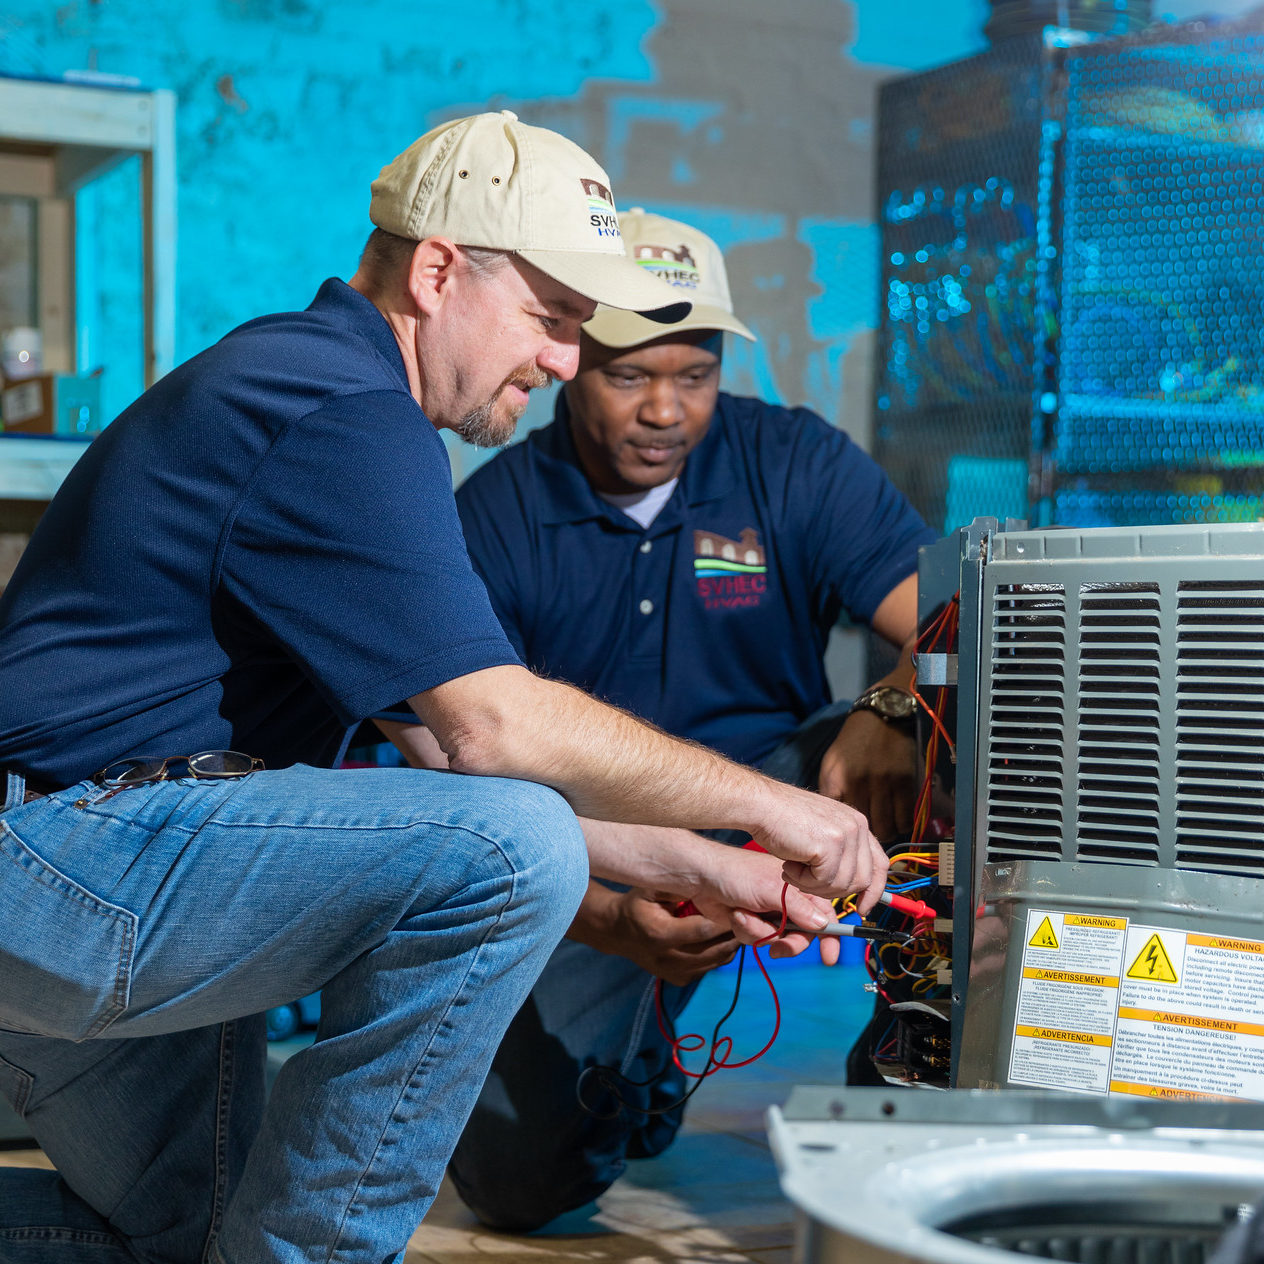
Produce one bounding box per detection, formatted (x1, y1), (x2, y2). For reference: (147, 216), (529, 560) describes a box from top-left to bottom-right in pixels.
(568, 820), (880, 984)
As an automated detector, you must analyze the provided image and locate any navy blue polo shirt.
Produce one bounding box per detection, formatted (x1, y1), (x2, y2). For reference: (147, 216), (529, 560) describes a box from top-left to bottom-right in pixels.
(455, 392), (934, 768)
(0, 279), (518, 786)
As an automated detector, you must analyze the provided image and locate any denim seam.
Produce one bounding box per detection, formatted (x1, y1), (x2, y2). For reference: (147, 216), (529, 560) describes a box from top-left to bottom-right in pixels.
(0, 1228), (122, 1245)
(0, 1052), (32, 1116)
(200, 1021), (235, 1264)
(620, 978), (660, 1078)
(327, 831), (524, 1264)
(0, 821), (137, 1040)
(3, 771), (22, 812)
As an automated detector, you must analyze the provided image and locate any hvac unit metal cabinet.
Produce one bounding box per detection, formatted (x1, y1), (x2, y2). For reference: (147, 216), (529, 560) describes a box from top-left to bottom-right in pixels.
(774, 516), (1264, 1262)
(938, 519), (1264, 1100)
(873, 17), (1264, 534)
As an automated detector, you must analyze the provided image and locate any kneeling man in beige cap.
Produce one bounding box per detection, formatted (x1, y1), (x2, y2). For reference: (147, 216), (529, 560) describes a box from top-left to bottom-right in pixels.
(0, 112), (884, 1264)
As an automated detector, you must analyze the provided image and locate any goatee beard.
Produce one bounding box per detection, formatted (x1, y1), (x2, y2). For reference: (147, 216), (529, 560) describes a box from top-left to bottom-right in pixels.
(455, 398), (516, 449)
(455, 365), (554, 449)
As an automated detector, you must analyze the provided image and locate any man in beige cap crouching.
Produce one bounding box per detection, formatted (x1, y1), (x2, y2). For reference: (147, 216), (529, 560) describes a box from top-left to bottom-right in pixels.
(0, 114), (884, 1263)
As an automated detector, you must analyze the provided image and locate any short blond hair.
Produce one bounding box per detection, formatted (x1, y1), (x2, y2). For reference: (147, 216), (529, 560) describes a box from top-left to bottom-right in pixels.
(357, 227), (511, 288)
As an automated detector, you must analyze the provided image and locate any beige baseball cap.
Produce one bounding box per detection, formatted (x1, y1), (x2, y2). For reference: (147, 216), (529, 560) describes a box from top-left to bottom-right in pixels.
(370, 111), (689, 323)
(583, 208), (756, 348)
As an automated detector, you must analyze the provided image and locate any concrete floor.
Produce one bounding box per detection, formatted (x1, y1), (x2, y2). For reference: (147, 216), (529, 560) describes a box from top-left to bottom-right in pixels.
(0, 954), (876, 1263)
(403, 953), (874, 1264)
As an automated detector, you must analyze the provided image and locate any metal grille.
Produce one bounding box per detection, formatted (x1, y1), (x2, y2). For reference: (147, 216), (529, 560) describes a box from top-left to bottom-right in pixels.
(1075, 584), (1162, 865)
(951, 1210), (1223, 1263)
(1175, 579), (1264, 876)
(1057, 36), (1264, 477)
(978, 526), (1264, 877)
(874, 16), (1264, 534)
(873, 35), (1048, 534)
(1055, 486), (1264, 528)
(984, 582), (1067, 860)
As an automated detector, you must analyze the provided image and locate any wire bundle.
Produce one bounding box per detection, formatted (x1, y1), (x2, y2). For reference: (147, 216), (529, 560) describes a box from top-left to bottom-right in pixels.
(577, 885), (790, 1121)
(845, 594), (961, 1084)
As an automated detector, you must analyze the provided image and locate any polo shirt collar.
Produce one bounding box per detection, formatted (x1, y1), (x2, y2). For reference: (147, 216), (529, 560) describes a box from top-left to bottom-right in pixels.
(532, 392), (738, 527)
(308, 278), (411, 392)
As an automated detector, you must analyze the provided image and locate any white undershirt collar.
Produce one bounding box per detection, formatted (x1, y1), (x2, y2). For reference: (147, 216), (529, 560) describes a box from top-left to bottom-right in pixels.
(597, 478), (679, 529)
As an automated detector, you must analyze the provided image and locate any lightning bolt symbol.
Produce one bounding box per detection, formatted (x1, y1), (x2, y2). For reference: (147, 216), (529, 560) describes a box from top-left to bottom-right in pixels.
(1145, 942), (1160, 975)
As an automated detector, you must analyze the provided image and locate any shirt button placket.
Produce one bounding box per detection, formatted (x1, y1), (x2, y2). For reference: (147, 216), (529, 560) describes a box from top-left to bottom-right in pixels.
(630, 532), (668, 661)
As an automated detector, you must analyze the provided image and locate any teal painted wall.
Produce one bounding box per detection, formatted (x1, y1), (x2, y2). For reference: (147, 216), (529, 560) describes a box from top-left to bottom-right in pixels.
(2, 0), (1247, 475)
(0, 0), (992, 459)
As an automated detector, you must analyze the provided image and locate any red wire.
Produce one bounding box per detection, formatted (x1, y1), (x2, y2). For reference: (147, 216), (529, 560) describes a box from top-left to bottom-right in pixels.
(654, 883), (788, 1078)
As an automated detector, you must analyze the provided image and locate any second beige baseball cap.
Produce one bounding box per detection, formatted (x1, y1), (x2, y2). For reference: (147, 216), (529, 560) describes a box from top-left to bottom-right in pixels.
(370, 111), (689, 323)
(583, 208), (756, 348)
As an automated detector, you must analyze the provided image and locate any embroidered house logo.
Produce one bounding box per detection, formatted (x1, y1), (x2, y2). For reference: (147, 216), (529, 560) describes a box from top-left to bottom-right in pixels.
(634, 242), (701, 289)
(581, 177), (621, 240)
(694, 528), (767, 609)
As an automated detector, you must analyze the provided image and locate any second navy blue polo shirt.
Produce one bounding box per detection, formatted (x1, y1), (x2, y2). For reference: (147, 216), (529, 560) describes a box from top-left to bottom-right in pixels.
(456, 391), (935, 768)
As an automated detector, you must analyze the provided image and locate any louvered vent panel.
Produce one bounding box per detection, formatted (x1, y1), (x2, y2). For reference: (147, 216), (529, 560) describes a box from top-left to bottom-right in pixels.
(1075, 585), (1162, 865)
(1175, 580), (1264, 877)
(984, 584), (1067, 862)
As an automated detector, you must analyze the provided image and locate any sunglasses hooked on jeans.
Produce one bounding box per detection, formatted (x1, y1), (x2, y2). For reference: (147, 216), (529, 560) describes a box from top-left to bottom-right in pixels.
(82, 750), (265, 805)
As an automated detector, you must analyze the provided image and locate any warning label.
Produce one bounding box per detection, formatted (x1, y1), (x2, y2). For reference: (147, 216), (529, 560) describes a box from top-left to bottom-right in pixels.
(1029, 916), (1060, 949)
(1110, 925), (1264, 1102)
(1008, 909), (1126, 1094)
(1126, 934), (1179, 984)
(1007, 913), (1264, 1103)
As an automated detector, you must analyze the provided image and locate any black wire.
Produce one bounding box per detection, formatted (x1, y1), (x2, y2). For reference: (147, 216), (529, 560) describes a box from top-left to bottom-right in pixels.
(576, 945), (749, 1121)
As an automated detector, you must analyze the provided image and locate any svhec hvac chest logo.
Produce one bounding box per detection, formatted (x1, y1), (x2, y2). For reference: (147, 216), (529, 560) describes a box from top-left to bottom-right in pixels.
(694, 527), (767, 610)
(581, 178), (621, 240)
(633, 242), (701, 289)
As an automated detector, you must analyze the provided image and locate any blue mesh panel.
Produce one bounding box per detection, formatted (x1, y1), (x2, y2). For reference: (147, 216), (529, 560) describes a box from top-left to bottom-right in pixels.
(1057, 32), (1264, 475)
(946, 455), (1030, 532)
(873, 17), (1264, 533)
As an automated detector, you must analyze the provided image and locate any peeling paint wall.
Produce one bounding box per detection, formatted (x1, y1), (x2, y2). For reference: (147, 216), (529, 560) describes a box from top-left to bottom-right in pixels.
(0, 0), (994, 459)
(3, 0), (1244, 477)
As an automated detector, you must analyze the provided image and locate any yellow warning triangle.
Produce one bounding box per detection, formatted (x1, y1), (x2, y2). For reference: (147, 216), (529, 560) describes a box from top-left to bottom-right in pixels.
(1029, 916), (1060, 950)
(1126, 933), (1178, 984)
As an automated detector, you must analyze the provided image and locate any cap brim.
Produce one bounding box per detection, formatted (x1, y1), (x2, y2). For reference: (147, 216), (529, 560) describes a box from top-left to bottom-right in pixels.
(517, 247), (691, 324)
(584, 301), (756, 349)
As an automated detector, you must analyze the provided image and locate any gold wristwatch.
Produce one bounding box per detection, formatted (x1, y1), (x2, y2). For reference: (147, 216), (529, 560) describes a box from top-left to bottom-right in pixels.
(846, 685), (917, 725)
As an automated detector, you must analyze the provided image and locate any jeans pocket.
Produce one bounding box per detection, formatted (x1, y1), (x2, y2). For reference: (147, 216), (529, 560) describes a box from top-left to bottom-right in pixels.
(0, 821), (137, 1041)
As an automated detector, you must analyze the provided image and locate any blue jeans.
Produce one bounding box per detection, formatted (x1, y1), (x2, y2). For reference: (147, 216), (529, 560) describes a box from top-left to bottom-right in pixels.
(0, 764), (588, 1263)
(449, 700), (851, 1230)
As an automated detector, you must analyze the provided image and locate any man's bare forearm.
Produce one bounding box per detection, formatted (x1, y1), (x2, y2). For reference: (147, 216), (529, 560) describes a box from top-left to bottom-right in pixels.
(580, 817), (729, 891)
(412, 666), (774, 832)
(409, 664), (886, 900)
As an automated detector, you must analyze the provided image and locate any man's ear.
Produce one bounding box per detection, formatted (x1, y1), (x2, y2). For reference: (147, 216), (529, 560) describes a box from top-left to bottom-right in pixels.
(407, 237), (460, 317)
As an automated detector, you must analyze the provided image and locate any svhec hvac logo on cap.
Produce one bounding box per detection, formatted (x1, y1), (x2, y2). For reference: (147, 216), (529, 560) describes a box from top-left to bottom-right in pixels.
(634, 242), (701, 289)
(581, 178), (621, 240)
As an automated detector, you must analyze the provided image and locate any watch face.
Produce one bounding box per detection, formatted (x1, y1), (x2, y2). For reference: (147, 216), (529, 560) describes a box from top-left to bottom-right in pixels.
(865, 687), (918, 720)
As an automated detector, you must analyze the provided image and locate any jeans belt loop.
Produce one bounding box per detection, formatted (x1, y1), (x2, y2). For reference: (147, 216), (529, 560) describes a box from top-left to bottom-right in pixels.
(3, 770), (26, 811)
(1, 770), (56, 810)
